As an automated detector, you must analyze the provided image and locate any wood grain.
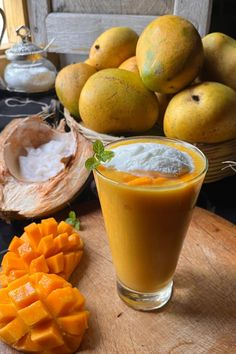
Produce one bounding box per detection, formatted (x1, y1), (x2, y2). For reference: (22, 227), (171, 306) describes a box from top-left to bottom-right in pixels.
(0, 202), (235, 353)
(46, 12), (156, 54)
(3, 0), (28, 43)
(27, 0), (51, 47)
(51, 0), (174, 16)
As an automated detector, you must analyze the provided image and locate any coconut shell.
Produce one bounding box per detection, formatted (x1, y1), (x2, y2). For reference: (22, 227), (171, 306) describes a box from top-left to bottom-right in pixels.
(0, 114), (92, 220)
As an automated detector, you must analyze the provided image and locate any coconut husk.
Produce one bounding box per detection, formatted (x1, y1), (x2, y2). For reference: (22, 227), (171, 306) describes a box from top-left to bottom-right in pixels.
(0, 114), (92, 220)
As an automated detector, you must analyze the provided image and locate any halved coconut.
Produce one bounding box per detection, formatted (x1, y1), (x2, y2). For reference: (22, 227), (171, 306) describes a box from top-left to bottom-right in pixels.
(0, 114), (92, 220)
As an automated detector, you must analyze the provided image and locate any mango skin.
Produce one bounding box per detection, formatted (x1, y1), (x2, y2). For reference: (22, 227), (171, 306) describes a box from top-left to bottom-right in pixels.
(202, 32), (236, 90)
(119, 56), (139, 74)
(136, 15), (204, 94)
(155, 93), (172, 127)
(164, 82), (236, 143)
(89, 27), (139, 70)
(79, 68), (159, 134)
(55, 63), (96, 117)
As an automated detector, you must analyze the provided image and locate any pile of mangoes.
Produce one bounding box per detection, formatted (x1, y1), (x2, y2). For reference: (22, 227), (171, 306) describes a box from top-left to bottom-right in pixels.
(55, 14), (236, 144)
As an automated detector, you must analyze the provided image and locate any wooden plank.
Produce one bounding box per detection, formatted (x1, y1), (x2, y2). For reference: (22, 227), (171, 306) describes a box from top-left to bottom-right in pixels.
(0, 54), (8, 77)
(52, 0), (174, 15)
(3, 0), (28, 43)
(174, 0), (213, 36)
(46, 12), (157, 54)
(0, 202), (236, 353)
(26, 0), (51, 47)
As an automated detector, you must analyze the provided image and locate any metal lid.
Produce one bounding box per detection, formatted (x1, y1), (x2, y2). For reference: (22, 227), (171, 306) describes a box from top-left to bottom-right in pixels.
(5, 26), (44, 61)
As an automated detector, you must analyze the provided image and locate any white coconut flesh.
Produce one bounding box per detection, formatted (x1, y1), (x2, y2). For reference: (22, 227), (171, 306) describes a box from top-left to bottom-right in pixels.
(18, 139), (76, 182)
(0, 115), (92, 220)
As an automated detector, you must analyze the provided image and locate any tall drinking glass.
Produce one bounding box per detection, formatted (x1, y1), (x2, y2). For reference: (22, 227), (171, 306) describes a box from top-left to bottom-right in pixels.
(94, 137), (207, 311)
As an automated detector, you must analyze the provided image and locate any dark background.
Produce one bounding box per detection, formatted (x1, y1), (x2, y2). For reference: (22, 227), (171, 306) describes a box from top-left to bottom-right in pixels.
(210, 0), (236, 37)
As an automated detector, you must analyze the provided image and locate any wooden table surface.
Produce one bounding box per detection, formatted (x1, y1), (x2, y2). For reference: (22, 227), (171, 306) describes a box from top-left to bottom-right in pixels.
(1, 202), (236, 354)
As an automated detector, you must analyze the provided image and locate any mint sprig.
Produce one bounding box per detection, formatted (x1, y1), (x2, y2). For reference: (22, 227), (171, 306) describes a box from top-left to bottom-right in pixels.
(85, 140), (115, 171)
(65, 210), (81, 231)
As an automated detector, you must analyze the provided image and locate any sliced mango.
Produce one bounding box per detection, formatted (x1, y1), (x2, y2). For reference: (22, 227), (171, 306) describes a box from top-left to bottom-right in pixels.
(46, 287), (80, 316)
(57, 311), (89, 335)
(24, 222), (42, 248)
(41, 217), (58, 238)
(57, 221), (73, 235)
(0, 273), (88, 353)
(46, 252), (64, 274)
(18, 300), (51, 326)
(1, 218), (84, 287)
(29, 255), (49, 274)
(8, 236), (24, 253)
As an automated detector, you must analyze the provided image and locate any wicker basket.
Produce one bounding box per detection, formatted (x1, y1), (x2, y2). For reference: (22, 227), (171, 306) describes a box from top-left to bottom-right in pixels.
(195, 139), (236, 183)
(64, 109), (236, 183)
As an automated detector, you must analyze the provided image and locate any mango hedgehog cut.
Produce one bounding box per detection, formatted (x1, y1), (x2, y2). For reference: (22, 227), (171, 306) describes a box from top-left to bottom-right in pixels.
(0, 272), (89, 353)
(0, 217), (84, 287)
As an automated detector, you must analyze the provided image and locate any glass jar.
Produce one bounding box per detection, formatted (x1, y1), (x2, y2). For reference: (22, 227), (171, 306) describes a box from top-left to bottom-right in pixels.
(4, 26), (57, 93)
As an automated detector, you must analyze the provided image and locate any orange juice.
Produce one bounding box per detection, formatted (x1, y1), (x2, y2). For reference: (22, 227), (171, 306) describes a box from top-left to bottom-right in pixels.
(94, 137), (207, 310)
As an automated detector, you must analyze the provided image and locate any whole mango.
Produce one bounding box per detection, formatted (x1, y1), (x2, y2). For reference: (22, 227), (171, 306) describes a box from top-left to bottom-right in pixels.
(89, 27), (138, 70)
(202, 32), (236, 90)
(136, 15), (204, 94)
(79, 68), (159, 134)
(55, 63), (96, 117)
(164, 82), (236, 143)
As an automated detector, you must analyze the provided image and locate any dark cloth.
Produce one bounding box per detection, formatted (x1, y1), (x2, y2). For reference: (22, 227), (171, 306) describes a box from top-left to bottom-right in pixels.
(0, 89), (56, 129)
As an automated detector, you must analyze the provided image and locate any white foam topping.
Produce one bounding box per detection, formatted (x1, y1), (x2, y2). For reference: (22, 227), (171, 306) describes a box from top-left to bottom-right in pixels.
(104, 142), (193, 177)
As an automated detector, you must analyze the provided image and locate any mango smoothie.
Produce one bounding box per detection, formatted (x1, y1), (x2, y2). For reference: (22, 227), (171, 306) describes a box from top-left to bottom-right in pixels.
(94, 137), (207, 310)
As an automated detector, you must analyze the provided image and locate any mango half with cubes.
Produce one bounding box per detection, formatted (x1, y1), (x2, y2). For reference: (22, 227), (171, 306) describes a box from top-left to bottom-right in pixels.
(0, 217), (83, 287)
(0, 273), (89, 353)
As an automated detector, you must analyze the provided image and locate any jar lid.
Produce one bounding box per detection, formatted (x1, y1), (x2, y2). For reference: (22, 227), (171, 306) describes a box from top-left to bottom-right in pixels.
(5, 26), (44, 60)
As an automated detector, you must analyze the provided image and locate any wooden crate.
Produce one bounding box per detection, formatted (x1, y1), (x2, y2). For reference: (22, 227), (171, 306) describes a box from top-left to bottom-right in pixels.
(27, 0), (212, 64)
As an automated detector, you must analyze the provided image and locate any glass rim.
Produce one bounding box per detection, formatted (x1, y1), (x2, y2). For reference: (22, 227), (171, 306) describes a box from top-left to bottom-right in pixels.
(94, 136), (208, 190)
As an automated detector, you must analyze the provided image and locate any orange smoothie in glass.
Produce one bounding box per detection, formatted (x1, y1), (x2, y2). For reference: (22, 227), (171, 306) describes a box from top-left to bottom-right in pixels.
(94, 137), (207, 310)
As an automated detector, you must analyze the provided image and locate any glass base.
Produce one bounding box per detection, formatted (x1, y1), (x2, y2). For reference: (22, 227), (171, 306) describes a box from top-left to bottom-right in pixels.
(117, 280), (173, 311)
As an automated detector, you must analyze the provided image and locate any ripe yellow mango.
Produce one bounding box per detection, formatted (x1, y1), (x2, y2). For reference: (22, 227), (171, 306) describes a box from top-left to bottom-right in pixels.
(164, 82), (236, 143)
(89, 27), (138, 70)
(79, 68), (159, 134)
(202, 32), (236, 90)
(136, 15), (204, 94)
(55, 63), (96, 117)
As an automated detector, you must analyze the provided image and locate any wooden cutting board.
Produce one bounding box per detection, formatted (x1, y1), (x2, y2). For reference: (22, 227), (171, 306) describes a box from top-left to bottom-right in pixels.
(1, 202), (236, 354)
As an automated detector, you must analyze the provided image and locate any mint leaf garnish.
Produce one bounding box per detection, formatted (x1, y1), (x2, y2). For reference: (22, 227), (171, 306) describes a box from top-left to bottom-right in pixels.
(74, 221), (81, 231)
(69, 211), (76, 220)
(99, 150), (115, 162)
(85, 157), (100, 171)
(65, 218), (74, 225)
(85, 140), (115, 171)
(66, 211), (81, 230)
(93, 140), (104, 155)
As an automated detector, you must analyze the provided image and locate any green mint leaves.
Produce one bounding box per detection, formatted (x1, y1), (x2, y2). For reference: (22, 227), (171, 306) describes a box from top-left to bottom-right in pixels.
(65, 211), (81, 231)
(85, 140), (115, 171)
